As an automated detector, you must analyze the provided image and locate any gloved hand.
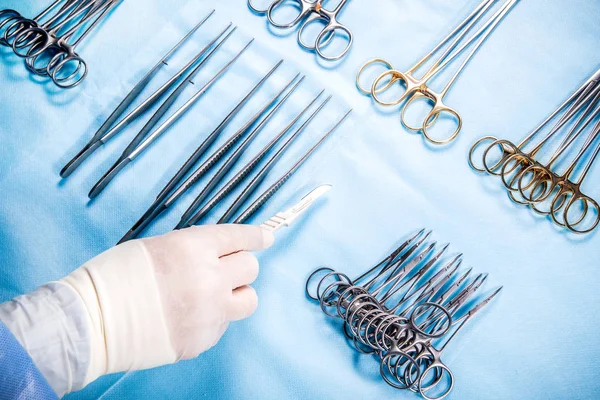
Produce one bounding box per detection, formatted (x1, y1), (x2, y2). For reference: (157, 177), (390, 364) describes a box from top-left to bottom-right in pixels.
(0, 224), (274, 397)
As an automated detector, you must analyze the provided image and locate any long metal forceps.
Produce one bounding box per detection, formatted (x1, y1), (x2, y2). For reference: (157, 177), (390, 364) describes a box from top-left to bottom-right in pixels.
(89, 28), (248, 198)
(176, 75), (305, 228)
(117, 61), (285, 243)
(162, 75), (301, 231)
(186, 89), (327, 225)
(62, 18), (226, 178)
(230, 109), (352, 224)
(60, 11), (214, 178)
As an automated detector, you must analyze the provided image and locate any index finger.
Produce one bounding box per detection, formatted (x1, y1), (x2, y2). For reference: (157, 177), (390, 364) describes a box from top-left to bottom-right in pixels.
(191, 224), (275, 256)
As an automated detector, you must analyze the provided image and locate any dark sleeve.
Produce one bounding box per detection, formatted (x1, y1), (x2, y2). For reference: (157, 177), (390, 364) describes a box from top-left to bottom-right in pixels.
(0, 321), (59, 400)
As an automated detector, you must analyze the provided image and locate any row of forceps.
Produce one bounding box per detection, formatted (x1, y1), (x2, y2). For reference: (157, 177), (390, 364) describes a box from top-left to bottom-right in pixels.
(248, 0), (352, 61)
(306, 229), (501, 400)
(58, 10), (351, 242)
(356, 0), (517, 145)
(118, 70), (351, 243)
(469, 68), (600, 234)
(0, 0), (121, 88)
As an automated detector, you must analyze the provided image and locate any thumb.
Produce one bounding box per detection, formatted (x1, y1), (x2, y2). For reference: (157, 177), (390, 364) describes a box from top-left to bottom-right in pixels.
(187, 224), (275, 256)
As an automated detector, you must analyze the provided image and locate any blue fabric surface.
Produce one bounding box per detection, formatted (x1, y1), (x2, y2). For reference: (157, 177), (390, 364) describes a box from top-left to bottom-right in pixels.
(0, 1), (599, 399)
(0, 322), (58, 400)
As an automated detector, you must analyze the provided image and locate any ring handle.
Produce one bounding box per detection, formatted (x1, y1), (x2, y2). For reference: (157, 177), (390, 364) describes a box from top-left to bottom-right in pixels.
(421, 104), (462, 145)
(12, 26), (49, 58)
(356, 58), (393, 95)
(305, 267), (334, 301)
(371, 69), (410, 107)
(380, 350), (421, 390)
(499, 153), (531, 192)
(482, 139), (517, 176)
(410, 303), (452, 339)
(50, 52), (88, 89)
(419, 362), (454, 400)
(315, 23), (352, 61)
(564, 194), (598, 234)
(401, 91), (430, 132)
(297, 13), (330, 51)
(517, 165), (553, 204)
(247, 0), (271, 14)
(24, 40), (60, 76)
(0, 11), (25, 46)
(550, 185), (575, 227)
(267, 0), (307, 29)
(468, 136), (498, 172)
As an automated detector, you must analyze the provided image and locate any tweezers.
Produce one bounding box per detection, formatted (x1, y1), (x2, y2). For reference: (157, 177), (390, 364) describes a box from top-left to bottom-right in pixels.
(117, 67), (296, 243)
(174, 74), (304, 228)
(60, 10), (215, 178)
(184, 91), (330, 226)
(89, 27), (247, 198)
(228, 109), (352, 224)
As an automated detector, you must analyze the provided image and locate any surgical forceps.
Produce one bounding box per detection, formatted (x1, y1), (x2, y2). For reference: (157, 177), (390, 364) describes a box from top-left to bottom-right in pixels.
(356, 0), (516, 145)
(181, 89), (327, 226)
(469, 68), (600, 233)
(227, 108), (352, 224)
(60, 10), (215, 178)
(247, 0), (352, 61)
(182, 91), (333, 227)
(117, 71), (300, 243)
(1, 0), (122, 88)
(306, 229), (500, 399)
(173, 76), (309, 229)
(88, 27), (248, 198)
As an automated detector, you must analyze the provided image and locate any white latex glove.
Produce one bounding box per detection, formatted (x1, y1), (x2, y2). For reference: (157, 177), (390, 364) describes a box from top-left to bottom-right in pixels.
(0, 224), (274, 397)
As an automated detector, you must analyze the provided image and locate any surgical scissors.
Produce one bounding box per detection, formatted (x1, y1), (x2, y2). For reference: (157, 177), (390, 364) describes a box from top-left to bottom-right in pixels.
(356, 0), (516, 145)
(1, 0), (122, 88)
(516, 121), (600, 233)
(469, 67), (600, 233)
(248, 0), (352, 61)
(1, 0), (74, 46)
(469, 68), (600, 176)
(306, 229), (500, 399)
(3, 1), (95, 50)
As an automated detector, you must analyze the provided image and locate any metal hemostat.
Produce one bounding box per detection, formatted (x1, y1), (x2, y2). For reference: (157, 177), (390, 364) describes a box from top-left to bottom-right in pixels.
(0, 0), (123, 88)
(356, 0), (516, 145)
(306, 229), (501, 400)
(247, 0), (352, 61)
(469, 68), (600, 234)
